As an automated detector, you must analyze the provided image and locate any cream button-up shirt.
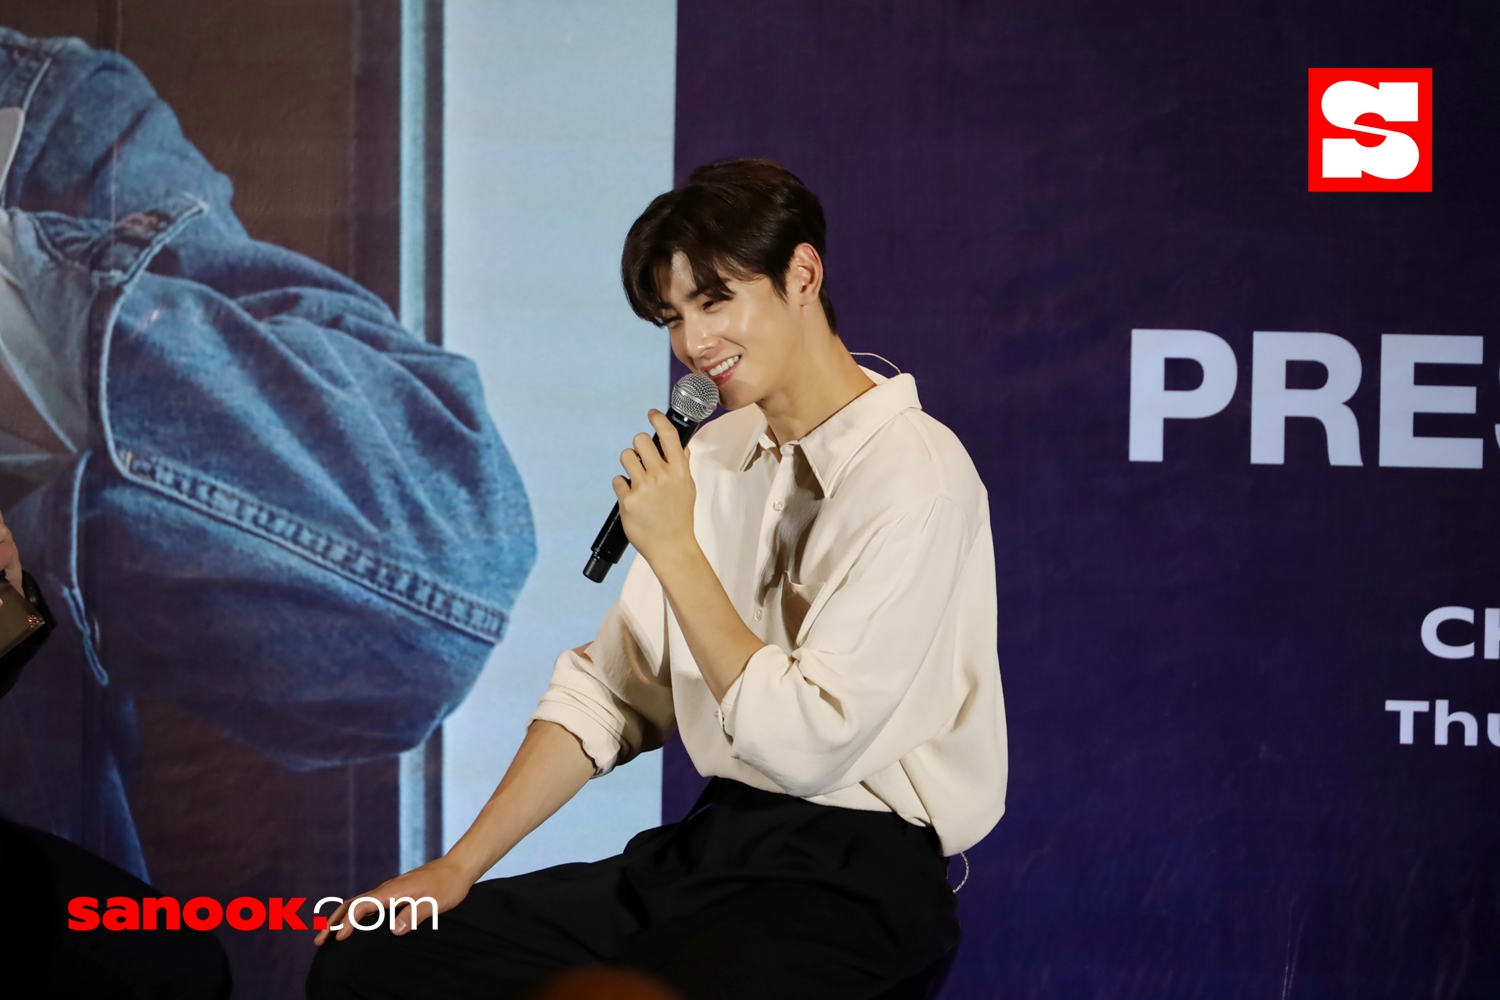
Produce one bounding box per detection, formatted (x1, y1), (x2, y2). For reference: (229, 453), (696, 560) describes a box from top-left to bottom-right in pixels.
(530, 371), (1007, 855)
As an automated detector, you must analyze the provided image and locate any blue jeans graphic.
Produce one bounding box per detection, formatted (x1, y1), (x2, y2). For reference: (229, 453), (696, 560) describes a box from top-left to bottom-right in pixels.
(0, 29), (535, 878)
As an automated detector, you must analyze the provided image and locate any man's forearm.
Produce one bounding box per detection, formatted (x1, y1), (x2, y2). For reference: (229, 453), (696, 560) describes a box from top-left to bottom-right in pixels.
(652, 542), (765, 703)
(443, 720), (596, 881)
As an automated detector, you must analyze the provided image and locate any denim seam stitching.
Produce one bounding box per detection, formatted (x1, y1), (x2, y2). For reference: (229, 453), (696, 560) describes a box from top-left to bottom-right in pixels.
(25, 195), (208, 281)
(117, 451), (507, 643)
(2, 46), (51, 112)
(99, 197), (209, 287)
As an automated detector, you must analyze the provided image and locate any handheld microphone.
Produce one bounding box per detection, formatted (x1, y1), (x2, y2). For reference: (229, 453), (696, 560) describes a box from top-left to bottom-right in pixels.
(583, 373), (720, 583)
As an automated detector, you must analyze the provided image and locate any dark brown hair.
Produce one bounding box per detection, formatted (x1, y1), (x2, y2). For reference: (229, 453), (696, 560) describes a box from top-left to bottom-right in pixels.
(621, 158), (837, 332)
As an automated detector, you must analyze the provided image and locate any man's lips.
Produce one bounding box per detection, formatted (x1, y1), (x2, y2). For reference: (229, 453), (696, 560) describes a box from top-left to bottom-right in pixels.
(704, 355), (741, 385)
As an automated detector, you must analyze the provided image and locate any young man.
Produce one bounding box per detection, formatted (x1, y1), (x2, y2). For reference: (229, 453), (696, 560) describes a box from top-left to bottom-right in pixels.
(309, 159), (1007, 1000)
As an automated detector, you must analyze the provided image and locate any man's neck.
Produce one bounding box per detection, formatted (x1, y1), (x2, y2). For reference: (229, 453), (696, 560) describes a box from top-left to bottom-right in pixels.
(757, 332), (876, 446)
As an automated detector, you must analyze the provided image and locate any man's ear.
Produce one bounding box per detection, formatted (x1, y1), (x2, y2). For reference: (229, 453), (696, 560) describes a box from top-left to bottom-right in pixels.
(786, 243), (824, 307)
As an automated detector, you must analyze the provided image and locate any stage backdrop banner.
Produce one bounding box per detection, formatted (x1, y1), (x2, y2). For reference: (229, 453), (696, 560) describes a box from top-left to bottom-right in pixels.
(0, 5), (672, 998)
(672, 1), (1500, 996)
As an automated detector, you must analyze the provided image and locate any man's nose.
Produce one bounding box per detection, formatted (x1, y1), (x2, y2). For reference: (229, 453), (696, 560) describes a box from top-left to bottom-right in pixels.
(682, 318), (716, 366)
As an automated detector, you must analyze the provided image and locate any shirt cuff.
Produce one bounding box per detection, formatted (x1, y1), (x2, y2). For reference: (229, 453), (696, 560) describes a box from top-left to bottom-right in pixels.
(718, 644), (785, 740)
(528, 694), (624, 777)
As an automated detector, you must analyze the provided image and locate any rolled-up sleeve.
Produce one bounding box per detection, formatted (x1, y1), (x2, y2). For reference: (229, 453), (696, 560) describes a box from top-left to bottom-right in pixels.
(718, 495), (973, 797)
(530, 554), (675, 775)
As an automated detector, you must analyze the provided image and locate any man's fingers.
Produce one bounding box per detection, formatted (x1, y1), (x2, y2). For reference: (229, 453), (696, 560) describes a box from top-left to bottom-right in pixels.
(314, 900), (351, 945)
(632, 431), (663, 473)
(337, 898), (378, 941)
(620, 447), (646, 480)
(648, 410), (684, 461)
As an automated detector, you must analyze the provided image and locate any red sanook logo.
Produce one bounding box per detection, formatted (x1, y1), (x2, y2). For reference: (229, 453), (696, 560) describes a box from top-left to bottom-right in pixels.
(1307, 68), (1431, 192)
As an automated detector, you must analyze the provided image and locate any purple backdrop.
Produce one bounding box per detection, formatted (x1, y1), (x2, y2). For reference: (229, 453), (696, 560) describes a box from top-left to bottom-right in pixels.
(667, 2), (1500, 996)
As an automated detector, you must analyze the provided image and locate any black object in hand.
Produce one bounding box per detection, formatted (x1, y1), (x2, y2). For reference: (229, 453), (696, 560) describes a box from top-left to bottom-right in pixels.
(583, 373), (719, 583)
(0, 571), (45, 658)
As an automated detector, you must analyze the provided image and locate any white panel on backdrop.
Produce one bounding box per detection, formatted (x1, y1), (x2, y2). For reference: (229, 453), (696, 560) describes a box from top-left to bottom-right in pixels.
(443, 0), (676, 876)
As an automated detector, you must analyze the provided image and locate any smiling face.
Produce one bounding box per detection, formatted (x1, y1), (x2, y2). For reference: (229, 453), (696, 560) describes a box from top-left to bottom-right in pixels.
(657, 250), (816, 413)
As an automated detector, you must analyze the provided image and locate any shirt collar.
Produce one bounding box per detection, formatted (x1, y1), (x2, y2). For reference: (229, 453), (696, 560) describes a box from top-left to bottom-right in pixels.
(736, 369), (922, 496)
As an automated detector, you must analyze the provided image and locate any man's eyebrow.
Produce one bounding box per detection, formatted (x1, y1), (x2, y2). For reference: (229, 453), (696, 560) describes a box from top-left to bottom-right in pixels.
(657, 279), (733, 314)
(657, 289), (707, 311)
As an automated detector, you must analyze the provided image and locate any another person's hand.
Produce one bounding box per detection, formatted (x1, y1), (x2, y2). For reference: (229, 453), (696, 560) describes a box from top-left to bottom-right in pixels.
(313, 854), (476, 946)
(614, 410), (699, 567)
(0, 509), (22, 595)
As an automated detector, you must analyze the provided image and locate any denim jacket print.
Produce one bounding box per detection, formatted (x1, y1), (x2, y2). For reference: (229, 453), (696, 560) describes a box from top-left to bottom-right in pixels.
(0, 29), (536, 878)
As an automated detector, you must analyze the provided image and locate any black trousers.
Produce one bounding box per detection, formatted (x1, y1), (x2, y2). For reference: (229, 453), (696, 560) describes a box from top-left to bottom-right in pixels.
(306, 778), (959, 1000)
(1, 816), (230, 999)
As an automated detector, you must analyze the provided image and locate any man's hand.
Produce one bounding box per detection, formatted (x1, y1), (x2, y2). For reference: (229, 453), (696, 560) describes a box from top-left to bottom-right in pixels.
(313, 854), (474, 946)
(614, 410), (699, 567)
(312, 721), (596, 949)
(0, 509), (22, 595)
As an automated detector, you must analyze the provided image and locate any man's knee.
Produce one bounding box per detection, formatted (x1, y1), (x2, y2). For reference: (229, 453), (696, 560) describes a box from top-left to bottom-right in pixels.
(306, 937), (363, 1000)
(159, 931), (232, 1000)
(306, 932), (402, 1000)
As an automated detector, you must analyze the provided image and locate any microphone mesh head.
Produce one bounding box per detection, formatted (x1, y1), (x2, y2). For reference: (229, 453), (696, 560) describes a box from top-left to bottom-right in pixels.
(671, 373), (720, 423)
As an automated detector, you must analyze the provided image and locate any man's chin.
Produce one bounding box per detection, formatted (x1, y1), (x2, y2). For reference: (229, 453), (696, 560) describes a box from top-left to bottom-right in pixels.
(718, 390), (757, 412)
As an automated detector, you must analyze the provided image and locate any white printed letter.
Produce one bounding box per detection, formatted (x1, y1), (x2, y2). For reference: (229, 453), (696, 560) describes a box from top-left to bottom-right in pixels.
(1249, 332), (1363, 465)
(389, 896), (440, 931)
(1421, 607), (1474, 659)
(1385, 700), (1429, 744)
(1379, 335), (1484, 469)
(1434, 700), (1478, 746)
(1422, 605), (1470, 659)
(1129, 329), (1238, 462)
(348, 896), (386, 932)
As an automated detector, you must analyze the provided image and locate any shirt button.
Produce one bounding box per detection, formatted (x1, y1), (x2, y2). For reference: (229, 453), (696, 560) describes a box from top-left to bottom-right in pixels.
(772, 500), (784, 512)
(754, 608), (763, 621)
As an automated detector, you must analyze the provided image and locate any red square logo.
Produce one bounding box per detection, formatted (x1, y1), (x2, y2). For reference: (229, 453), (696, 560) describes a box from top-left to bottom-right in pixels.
(1308, 68), (1431, 192)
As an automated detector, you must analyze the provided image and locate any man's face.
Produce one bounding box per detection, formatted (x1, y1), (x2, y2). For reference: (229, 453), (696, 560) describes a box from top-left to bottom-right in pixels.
(658, 252), (800, 412)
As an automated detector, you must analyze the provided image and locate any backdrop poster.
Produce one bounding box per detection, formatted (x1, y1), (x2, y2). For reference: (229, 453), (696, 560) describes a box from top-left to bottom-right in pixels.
(671, 1), (1500, 996)
(0, 5), (669, 998)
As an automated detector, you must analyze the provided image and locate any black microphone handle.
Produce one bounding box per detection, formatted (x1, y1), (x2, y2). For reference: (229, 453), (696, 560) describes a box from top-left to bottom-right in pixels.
(583, 409), (701, 583)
